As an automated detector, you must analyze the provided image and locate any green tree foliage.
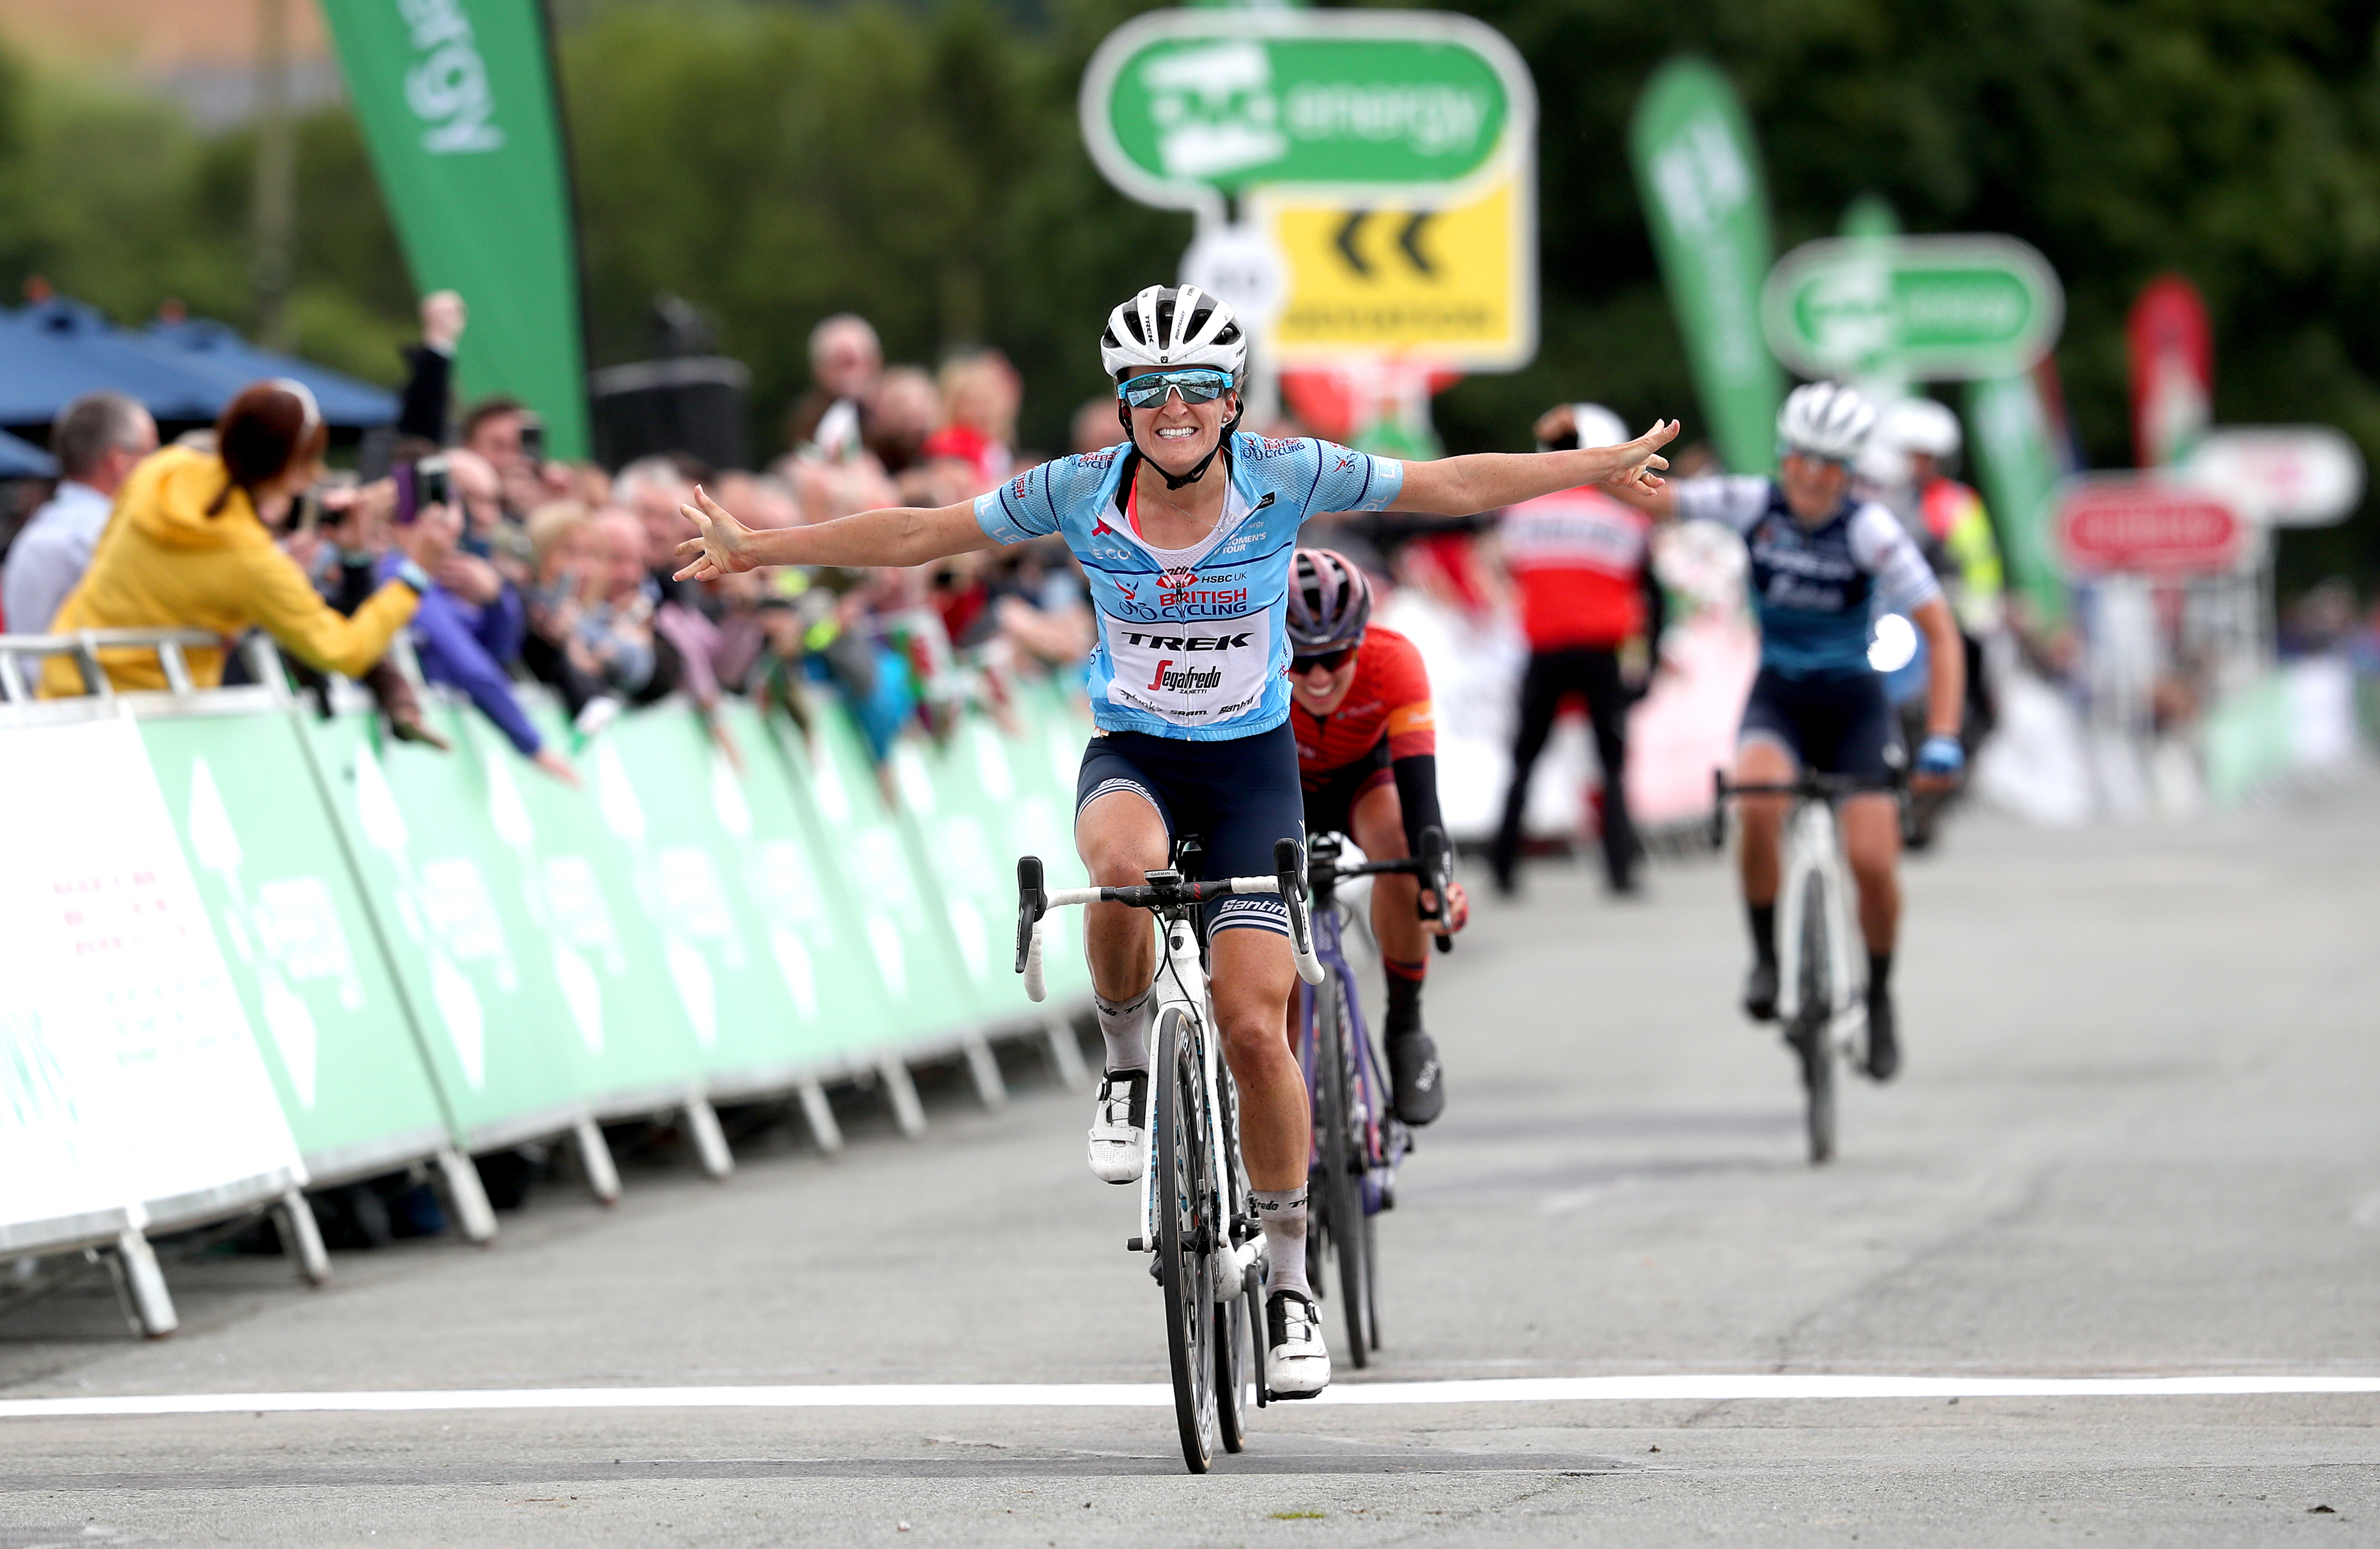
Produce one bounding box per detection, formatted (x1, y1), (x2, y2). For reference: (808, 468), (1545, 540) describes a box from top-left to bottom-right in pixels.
(0, 0), (2375, 579)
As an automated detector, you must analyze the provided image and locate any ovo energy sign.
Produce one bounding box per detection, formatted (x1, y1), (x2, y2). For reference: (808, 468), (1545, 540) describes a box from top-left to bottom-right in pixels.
(1762, 235), (2064, 381)
(1082, 10), (1537, 370)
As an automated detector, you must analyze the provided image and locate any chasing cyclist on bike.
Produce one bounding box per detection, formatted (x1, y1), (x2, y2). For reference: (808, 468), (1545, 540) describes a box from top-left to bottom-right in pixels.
(674, 284), (1675, 1397)
(1605, 382), (1962, 1080)
(1284, 548), (1469, 1128)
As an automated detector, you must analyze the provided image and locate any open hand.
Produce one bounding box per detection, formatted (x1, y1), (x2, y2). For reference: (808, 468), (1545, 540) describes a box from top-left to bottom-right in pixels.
(1594, 420), (1680, 496)
(673, 485), (758, 581)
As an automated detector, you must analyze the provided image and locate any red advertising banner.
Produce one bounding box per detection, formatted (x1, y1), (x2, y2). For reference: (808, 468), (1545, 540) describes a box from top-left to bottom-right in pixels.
(2055, 476), (2245, 574)
(2127, 274), (2212, 468)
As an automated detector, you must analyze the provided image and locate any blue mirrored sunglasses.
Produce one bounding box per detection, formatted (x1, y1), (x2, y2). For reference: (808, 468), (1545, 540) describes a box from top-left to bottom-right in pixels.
(1117, 369), (1235, 409)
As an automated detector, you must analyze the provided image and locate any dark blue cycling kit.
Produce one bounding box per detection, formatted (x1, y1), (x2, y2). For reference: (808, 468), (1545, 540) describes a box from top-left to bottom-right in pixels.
(1676, 476), (1942, 781)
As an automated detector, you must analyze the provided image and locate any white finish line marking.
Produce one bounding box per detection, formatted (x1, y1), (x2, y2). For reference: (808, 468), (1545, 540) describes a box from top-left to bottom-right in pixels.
(3, 1376), (2376, 1420)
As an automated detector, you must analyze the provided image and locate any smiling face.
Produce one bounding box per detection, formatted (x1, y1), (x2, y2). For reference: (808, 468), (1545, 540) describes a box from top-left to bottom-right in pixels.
(1289, 649), (1358, 716)
(1128, 385), (1237, 482)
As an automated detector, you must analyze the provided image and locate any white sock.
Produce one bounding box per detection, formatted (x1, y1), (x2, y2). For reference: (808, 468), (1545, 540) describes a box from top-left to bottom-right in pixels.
(1253, 1185), (1311, 1303)
(1093, 987), (1152, 1074)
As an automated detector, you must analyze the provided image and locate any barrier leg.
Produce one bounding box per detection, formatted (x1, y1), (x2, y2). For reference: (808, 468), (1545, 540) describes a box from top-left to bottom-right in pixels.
(274, 1189), (332, 1286)
(112, 1230), (177, 1339)
(683, 1097), (735, 1180)
(1045, 1015), (1089, 1091)
(878, 1056), (927, 1140)
(961, 1031), (1008, 1113)
(434, 1149), (499, 1244)
(797, 1079), (843, 1155)
(574, 1117), (623, 1204)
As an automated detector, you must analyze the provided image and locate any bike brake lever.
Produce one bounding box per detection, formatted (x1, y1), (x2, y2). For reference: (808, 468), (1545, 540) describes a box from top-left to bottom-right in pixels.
(1014, 854), (1045, 975)
(1274, 836), (1325, 986)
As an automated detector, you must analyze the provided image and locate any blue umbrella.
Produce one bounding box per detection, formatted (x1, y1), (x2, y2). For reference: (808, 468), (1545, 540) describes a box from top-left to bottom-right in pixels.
(0, 428), (56, 477)
(139, 315), (397, 428)
(0, 299), (224, 425)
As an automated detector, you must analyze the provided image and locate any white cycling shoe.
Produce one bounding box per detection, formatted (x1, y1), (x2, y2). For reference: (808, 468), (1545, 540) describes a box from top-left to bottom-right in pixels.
(1264, 1291), (1331, 1399)
(1087, 1069), (1149, 1185)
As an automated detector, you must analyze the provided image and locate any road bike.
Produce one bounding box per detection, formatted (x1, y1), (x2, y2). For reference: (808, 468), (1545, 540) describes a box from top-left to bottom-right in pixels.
(1295, 825), (1453, 1367)
(1015, 834), (1324, 1474)
(1711, 770), (1900, 1165)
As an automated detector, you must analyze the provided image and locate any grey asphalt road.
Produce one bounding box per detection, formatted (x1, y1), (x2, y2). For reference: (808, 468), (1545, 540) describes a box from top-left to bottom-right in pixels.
(3, 780), (2377, 1546)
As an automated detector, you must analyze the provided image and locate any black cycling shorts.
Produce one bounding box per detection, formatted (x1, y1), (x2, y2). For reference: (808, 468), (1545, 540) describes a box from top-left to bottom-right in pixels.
(1300, 737), (1395, 842)
(1075, 721), (1302, 937)
(1738, 667), (1901, 784)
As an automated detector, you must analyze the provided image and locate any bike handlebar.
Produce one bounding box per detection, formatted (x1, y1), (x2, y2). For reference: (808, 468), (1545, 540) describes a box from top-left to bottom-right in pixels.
(1309, 825), (1457, 955)
(1707, 768), (1907, 849)
(1012, 843), (1326, 1002)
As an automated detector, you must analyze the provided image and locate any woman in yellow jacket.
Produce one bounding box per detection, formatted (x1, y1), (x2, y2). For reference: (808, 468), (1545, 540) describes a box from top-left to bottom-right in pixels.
(42, 379), (426, 696)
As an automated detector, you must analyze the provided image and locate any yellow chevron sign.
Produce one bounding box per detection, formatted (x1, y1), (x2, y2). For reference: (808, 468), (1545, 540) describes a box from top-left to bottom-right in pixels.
(1254, 170), (1535, 368)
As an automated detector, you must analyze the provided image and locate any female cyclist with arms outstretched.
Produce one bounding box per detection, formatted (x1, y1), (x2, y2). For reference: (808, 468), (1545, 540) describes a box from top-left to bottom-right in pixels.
(673, 285), (1676, 1397)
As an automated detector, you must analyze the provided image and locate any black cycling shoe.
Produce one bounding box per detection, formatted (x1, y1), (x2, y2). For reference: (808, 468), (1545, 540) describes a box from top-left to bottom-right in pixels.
(1742, 959), (1780, 1022)
(1864, 987), (1899, 1081)
(1386, 1029), (1446, 1126)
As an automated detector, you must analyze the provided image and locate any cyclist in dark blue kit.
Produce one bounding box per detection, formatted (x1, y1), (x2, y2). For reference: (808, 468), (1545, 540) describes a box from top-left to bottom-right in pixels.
(676, 285), (1678, 1397)
(1610, 383), (1964, 1080)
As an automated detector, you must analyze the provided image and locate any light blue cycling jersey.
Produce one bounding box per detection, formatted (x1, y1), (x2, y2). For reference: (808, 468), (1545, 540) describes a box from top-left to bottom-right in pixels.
(975, 434), (1402, 740)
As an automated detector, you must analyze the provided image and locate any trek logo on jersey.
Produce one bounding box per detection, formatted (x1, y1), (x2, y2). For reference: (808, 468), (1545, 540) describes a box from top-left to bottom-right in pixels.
(1143, 660), (1225, 693)
(1116, 630), (1254, 653)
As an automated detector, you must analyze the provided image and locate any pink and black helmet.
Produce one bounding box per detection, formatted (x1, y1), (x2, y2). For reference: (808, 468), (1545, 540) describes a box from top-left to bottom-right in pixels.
(1286, 548), (1373, 654)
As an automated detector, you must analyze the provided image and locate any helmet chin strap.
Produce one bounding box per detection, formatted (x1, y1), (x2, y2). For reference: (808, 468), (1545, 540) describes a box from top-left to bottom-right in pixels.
(1118, 397), (1244, 492)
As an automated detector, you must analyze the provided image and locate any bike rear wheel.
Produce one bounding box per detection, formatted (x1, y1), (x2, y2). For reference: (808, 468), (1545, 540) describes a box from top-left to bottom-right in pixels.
(1309, 969), (1373, 1366)
(1153, 1006), (1218, 1472)
(1793, 870), (1837, 1165)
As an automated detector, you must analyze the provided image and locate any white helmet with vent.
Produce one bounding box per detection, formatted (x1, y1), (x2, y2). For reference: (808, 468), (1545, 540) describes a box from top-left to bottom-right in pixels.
(1099, 284), (1247, 385)
(1777, 381), (1878, 463)
(1883, 396), (1963, 460)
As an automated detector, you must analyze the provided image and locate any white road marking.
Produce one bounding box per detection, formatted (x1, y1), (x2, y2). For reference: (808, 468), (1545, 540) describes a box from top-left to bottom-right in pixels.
(3, 1375), (2376, 1420)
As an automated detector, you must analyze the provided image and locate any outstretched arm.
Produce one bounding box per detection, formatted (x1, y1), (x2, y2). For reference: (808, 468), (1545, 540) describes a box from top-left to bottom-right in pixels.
(673, 487), (999, 581)
(1387, 420), (1679, 517)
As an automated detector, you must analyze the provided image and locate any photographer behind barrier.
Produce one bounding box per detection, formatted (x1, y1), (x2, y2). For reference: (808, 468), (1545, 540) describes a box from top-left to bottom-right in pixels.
(41, 380), (425, 697)
(375, 457), (580, 788)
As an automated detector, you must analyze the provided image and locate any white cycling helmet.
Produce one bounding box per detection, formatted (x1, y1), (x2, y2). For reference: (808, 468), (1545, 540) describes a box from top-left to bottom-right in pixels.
(1882, 396), (1962, 460)
(1570, 403), (1630, 449)
(1099, 284), (1247, 386)
(1777, 381), (1878, 464)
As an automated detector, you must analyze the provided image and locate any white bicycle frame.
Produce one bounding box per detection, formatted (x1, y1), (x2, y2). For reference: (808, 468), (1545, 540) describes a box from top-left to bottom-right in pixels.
(1772, 795), (1868, 1058)
(1022, 877), (1324, 1305)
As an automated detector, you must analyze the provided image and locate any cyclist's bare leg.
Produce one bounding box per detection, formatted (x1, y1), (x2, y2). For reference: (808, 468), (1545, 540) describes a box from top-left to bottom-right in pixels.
(1733, 737), (1797, 907)
(1076, 788), (1165, 1004)
(1349, 782), (1424, 964)
(1210, 928), (1307, 1192)
(1840, 793), (1901, 955)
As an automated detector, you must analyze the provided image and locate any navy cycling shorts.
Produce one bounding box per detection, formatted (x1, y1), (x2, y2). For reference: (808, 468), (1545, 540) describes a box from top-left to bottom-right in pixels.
(1075, 722), (1302, 937)
(1738, 668), (1902, 784)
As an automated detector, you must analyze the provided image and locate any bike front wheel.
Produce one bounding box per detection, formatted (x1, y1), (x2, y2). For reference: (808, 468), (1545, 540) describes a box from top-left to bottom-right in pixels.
(1310, 969), (1373, 1366)
(1212, 1064), (1251, 1455)
(1153, 1005), (1218, 1473)
(1793, 869), (1837, 1165)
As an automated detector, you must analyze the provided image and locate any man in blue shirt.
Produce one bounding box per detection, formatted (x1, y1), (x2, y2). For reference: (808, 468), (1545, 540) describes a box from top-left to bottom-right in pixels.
(674, 284), (1679, 1397)
(3, 391), (156, 633)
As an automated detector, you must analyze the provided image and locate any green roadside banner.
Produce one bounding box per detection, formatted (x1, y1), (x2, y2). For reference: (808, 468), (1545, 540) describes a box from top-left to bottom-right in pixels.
(316, 0), (590, 458)
(1762, 234), (2064, 383)
(140, 711), (455, 1181)
(1629, 57), (1783, 476)
(303, 704), (593, 1149)
(716, 700), (904, 1081)
(470, 700), (714, 1113)
(791, 704), (981, 1051)
(1967, 370), (2072, 629)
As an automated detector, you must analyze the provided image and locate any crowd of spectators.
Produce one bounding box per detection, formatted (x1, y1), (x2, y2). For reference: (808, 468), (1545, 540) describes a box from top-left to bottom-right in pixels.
(0, 294), (1100, 784)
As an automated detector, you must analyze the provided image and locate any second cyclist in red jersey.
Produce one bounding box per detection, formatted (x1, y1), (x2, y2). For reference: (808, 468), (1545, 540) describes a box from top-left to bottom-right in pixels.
(1284, 549), (1469, 1126)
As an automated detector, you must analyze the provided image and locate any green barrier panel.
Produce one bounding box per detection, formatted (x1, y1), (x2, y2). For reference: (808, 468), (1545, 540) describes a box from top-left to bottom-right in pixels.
(570, 700), (845, 1095)
(455, 700), (713, 1117)
(303, 704), (597, 1150)
(139, 710), (455, 1183)
(711, 698), (906, 1087)
(783, 700), (980, 1053)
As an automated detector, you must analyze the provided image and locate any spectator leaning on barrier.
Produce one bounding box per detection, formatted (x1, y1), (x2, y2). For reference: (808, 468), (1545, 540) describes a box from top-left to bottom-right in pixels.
(40, 381), (425, 696)
(2, 391), (158, 634)
(1488, 403), (1667, 899)
(375, 466), (579, 787)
